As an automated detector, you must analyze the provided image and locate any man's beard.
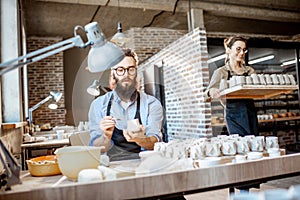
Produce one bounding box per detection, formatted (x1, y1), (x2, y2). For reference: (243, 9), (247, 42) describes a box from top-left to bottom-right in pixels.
(115, 78), (137, 100)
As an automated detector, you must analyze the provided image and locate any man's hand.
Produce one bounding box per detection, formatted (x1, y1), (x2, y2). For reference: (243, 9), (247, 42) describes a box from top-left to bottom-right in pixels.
(123, 125), (146, 142)
(99, 116), (116, 139)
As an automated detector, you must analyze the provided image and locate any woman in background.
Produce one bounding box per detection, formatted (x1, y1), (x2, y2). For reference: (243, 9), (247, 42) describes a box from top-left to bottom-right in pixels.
(205, 36), (259, 136)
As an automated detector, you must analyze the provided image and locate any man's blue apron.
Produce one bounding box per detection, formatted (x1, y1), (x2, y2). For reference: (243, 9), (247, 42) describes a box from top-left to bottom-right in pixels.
(106, 92), (142, 161)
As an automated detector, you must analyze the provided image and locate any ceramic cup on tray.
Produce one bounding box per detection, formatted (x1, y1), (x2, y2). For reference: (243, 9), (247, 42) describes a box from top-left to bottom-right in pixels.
(270, 74), (279, 85)
(250, 74), (260, 85)
(246, 76), (253, 85)
(264, 74), (272, 85)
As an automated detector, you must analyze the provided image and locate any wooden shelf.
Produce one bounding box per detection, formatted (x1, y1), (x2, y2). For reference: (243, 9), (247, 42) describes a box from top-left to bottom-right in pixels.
(212, 116), (300, 127)
(220, 85), (298, 99)
(1, 121), (28, 130)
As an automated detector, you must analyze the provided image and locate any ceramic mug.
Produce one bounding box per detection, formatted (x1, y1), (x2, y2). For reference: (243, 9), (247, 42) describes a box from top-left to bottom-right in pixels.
(283, 74), (291, 85)
(246, 76), (253, 85)
(264, 74), (272, 85)
(288, 74), (297, 85)
(236, 139), (250, 154)
(271, 74), (279, 85)
(277, 74), (285, 85)
(205, 141), (221, 157)
(221, 140), (237, 156)
(258, 74), (267, 85)
(250, 74), (260, 85)
(229, 76), (237, 88)
(266, 136), (279, 149)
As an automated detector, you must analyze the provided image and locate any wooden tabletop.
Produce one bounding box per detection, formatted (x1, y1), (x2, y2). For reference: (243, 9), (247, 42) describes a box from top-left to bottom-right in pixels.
(1, 153), (300, 200)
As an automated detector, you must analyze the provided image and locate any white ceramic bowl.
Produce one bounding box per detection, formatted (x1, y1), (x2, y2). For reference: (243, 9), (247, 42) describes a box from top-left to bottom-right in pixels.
(55, 146), (104, 181)
(139, 151), (162, 161)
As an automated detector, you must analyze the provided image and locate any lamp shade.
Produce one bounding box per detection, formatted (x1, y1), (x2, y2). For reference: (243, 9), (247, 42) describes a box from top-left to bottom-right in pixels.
(87, 80), (100, 96)
(111, 22), (129, 47)
(88, 41), (124, 73)
(50, 91), (63, 102)
(85, 22), (124, 73)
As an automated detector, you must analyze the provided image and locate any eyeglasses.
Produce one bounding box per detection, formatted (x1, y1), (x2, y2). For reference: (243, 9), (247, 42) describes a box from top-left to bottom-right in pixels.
(234, 47), (248, 54)
(114, 66), (137, 76)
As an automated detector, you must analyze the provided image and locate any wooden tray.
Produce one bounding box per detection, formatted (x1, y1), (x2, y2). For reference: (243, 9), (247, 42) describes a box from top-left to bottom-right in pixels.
(220, 84), (298, 99)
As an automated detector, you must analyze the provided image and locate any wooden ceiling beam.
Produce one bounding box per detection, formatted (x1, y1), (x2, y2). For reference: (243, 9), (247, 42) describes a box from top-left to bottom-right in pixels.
(37, 0), (300, 23)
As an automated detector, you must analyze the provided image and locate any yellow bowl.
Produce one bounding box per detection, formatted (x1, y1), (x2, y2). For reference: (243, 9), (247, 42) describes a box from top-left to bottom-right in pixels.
(27, 155), (61, 177)
(55, 146), (103, 181)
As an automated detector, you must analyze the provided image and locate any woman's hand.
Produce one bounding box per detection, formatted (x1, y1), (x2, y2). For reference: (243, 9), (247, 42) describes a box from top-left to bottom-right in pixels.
(99, 116), (116, 139)
(210, 88), (221, 99)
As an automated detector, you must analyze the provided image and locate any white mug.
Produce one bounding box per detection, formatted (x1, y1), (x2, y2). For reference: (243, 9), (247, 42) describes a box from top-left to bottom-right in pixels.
(246, 76), (253, 85)
(288, 74), (297, 85)
(283, 74), (291, 85)
(258, 74), (266, 85)
(235, 76), (246, 85)
(277, 74), (285, 85)
(264, 74), (272, 85)
(271, 74), (279, 85)
(266, 136), (279, 149)
(250, 74), (260, 85)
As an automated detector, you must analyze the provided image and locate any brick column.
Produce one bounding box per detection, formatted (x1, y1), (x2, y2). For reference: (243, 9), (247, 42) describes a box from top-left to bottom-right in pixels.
(137, 28), (212, 140)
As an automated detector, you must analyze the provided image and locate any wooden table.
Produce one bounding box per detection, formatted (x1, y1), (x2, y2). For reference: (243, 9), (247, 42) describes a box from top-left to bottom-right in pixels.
(1, 153), (300, 200)
(21, 139), (70, 170)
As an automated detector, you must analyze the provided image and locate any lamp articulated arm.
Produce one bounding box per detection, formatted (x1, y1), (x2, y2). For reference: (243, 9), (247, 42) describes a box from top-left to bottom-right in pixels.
(28, 95), (53, 133)
(0, 22), (125, 76)
(0, 35), (87, 76)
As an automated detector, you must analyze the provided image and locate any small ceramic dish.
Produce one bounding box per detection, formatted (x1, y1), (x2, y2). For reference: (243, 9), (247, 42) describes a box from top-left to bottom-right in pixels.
(197, 157), (222, 168)
(247, 152), (263, 160)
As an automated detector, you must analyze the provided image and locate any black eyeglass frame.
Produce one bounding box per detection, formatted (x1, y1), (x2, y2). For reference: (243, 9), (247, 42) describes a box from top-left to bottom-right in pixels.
(114, 66), (137, 76)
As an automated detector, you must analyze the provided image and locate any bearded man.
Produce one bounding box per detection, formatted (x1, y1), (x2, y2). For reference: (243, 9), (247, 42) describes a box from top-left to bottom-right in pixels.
(88, 48), (163, 161)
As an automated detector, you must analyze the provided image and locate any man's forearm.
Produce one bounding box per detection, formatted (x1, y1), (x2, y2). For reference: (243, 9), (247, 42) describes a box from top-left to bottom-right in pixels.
(135, 136), (158, 150)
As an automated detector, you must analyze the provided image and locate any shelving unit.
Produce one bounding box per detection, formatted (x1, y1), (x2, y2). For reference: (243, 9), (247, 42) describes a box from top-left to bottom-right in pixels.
(211, 86), (300, 146)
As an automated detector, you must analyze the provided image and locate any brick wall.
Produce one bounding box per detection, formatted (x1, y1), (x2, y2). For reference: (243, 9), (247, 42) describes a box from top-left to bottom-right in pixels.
(127, 27), (188, 62)
(27, 37), (65, 127)
(137, 28), (212, 140)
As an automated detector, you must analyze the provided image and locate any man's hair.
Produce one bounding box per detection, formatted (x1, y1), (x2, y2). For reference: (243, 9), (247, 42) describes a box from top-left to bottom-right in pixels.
(123, 48), (139, 65)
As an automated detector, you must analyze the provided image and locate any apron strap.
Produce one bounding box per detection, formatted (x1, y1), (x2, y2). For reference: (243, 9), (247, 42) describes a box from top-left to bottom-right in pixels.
(106, 92), (142, 124)
(227, 70), (231, 80)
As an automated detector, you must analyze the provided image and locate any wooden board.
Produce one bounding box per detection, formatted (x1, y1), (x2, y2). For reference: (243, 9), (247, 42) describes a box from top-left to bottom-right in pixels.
(220, 85), (298, 99)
